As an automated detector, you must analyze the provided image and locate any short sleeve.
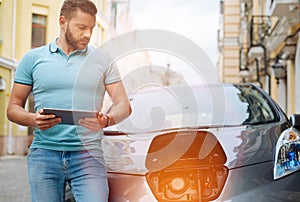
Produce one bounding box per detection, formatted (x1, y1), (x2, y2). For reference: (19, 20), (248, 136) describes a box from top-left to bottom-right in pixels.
(14, 51), (34, 85)
(104, 60), (121, 85)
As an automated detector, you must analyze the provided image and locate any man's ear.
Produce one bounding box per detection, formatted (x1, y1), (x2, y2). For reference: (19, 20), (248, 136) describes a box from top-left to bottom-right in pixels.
(59, 16), (67, 26)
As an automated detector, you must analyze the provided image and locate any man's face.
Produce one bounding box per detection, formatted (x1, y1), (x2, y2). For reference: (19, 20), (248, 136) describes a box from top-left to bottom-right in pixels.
(63, 9), (96, 50)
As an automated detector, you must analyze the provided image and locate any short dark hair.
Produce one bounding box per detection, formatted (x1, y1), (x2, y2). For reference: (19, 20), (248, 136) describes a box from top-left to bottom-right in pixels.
(60, 0), (97, 20)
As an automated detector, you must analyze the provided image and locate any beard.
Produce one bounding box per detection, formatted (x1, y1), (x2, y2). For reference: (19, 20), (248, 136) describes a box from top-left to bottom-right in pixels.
(65, 25), (88, 50)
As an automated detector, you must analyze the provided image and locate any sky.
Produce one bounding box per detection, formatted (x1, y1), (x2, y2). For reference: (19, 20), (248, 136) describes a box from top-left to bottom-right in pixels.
(128, 0), (220, 65)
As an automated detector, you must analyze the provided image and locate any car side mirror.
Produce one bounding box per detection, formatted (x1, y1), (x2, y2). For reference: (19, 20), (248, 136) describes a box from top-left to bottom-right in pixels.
(290, 114), (300, 131)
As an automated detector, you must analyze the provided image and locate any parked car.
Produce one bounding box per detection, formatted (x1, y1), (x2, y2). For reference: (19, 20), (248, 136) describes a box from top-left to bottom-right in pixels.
(66, 83), (300, 202)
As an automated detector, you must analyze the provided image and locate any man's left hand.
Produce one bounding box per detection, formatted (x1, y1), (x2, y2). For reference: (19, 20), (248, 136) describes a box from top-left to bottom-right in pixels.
(78, 112), (108, 132)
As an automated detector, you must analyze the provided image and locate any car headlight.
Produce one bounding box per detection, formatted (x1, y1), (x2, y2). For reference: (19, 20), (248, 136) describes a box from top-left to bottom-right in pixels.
(274, 127), (300, 180)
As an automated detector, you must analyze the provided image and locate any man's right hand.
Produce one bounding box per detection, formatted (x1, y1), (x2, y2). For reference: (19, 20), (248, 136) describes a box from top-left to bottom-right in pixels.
(35, 109), (61, 130)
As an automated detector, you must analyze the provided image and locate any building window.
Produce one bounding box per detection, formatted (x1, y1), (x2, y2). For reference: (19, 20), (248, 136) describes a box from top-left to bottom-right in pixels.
(220, 0), (224, 15)
(31, 14), (47, 48)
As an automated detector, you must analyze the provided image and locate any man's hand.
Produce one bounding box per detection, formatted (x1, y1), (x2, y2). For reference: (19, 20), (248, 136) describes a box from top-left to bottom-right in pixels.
(35, 109), (61, 131)
(78, 112), (109, 132)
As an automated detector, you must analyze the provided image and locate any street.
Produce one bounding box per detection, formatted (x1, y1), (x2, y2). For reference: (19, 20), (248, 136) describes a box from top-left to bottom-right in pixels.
(0, 156), (30, 202)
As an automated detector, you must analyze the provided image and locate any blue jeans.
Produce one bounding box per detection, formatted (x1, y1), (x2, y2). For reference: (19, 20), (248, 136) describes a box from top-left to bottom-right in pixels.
(27, 148), (108, 202)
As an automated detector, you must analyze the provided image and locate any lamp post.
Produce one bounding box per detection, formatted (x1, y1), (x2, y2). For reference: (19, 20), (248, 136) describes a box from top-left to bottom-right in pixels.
(272, 60), (287, 84)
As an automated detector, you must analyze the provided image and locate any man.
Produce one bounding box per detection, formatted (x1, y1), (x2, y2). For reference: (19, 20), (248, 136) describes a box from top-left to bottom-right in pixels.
(7, 0), (131, 201)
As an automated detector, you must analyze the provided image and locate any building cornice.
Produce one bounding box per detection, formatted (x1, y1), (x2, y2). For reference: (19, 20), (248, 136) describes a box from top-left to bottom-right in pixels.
(0, 57), (17, 70)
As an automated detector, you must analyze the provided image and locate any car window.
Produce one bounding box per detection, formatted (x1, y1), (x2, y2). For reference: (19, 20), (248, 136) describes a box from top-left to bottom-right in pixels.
(233, 84), (276, 125)
(111, 84), (278, 133)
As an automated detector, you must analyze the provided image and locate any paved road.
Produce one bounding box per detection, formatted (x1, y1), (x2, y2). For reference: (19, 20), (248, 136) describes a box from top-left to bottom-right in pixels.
(0, 155), (31, 202)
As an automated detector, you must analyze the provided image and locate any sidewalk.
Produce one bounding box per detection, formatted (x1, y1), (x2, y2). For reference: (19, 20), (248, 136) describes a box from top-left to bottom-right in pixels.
(0, 155), (30, 202)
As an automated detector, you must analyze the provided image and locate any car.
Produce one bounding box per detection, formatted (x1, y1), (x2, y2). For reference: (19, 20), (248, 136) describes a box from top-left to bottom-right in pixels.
(103, 83), (300, 202)
(66, 83), (300, 202)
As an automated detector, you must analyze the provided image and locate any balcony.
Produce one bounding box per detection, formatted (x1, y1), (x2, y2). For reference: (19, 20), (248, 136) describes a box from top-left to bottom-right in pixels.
(268, 0), (300, 19)
(249, 15), (271, 47)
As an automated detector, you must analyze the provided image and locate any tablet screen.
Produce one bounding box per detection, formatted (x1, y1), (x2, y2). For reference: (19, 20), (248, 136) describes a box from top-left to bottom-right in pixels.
(43, 108), (98, 125)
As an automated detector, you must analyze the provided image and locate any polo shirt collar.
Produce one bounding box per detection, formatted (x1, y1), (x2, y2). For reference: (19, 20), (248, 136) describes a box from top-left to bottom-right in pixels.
(49, 38), (88, 54)
(49, 39), (59, 53)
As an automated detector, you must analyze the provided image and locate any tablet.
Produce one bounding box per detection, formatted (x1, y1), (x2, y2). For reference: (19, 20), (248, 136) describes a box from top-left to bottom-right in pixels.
(43, 108), (98, 125)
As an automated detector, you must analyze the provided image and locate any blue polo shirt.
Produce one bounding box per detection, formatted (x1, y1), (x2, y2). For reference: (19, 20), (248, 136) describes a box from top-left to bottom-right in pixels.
(14, 39), (121, 151)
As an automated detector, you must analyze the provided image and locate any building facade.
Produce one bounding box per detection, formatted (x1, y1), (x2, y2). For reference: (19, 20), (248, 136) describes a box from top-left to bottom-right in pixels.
(218, 0), (300, 116)
(0, 0), (111, 155)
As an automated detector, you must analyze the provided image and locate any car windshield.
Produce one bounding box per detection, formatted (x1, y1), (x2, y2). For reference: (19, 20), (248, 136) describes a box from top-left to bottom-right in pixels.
(109, 83), (278, 133)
